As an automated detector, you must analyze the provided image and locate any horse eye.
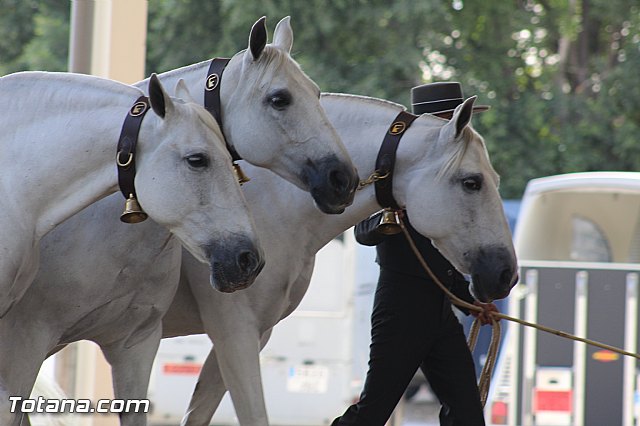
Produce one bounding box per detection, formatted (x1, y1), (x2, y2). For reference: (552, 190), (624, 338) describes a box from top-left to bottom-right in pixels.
(267, 90), (292, 110)
(462, 176), (482, 192)
(186, 153), (209, 168)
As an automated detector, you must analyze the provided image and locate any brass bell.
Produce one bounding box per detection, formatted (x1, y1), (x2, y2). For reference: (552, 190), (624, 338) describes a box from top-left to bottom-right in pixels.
(120, 193), (148, 223)
(233, 162), (251, 185)
(376, 209), (402, 235)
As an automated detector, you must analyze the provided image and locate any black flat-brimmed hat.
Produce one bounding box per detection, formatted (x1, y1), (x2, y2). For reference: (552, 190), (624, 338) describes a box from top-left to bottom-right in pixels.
(411, 82), (490, 115)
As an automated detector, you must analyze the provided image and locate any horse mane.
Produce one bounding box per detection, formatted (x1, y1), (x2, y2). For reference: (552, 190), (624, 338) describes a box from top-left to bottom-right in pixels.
(2, 71), (140, 104)
(322, 92), (406, 111)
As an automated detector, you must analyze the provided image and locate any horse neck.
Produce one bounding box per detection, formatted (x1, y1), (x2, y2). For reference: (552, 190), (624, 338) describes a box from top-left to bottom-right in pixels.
(141, 59), (211, 105)
(301, 94), (445, 253)
(1, 72), (142, 238)
(151, 55), (243, 144)
(262, 94), (416, 254)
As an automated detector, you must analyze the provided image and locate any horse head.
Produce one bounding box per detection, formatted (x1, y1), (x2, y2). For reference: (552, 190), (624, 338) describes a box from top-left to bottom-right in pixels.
(220, 17), (359, 214)
(136, 75), (264, 292)
(398, 98), (518, 302)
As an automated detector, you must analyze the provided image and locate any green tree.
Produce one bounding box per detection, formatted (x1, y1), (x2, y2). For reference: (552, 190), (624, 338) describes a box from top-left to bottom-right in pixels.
(3, 0), (640, 198)
(0, 0), (69, 75)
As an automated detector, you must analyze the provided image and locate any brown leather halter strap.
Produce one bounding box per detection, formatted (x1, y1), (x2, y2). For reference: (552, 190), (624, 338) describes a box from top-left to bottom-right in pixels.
(116, 96), (150, 201)
(374, 110), (419, 210)
(204, 58), (241, 161)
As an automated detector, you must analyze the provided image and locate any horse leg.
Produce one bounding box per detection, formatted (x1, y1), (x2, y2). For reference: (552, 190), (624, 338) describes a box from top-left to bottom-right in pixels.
(0, 318), (52, 426)
(100, 324), (162, 426)
(209, 321), (268, 425)
(180, 258), (315, 426)
(181, 329), (274, 426)
(180, 348), (226, 426)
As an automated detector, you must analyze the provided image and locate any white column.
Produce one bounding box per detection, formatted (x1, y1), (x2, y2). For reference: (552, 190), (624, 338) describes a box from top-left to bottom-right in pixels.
(91, 0), (148, 83)
(56, 2), (149, 425)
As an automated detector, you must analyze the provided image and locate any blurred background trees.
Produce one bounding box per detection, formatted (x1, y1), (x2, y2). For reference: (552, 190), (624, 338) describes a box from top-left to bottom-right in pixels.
(1, 0), (638, 198)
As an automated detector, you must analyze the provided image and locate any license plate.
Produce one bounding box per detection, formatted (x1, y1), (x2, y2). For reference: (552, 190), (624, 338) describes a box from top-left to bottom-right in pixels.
(286, 365), (329, 394)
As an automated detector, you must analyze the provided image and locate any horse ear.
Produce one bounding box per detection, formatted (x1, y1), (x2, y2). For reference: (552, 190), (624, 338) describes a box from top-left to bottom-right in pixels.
(148, 74), (174, 119)
(272, 16), (293, 53)
(249, 16), (268, 61)
(174, 79), (196, 104)
(450, 96), (476, 139)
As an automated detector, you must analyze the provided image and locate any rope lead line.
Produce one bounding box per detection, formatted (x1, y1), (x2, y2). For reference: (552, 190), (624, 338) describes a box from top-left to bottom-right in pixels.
(398, 217), (640, 407)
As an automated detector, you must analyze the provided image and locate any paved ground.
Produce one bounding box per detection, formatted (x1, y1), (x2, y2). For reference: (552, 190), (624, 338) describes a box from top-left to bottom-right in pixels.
(400, 401), (439, 426)
(392, 385), (440, 426)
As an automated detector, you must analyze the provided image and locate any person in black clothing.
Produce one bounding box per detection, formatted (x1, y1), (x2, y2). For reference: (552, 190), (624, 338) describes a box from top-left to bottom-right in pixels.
(331, 82), (500, 426)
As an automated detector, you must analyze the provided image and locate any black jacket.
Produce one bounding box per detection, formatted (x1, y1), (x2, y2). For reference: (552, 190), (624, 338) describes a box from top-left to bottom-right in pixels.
(354, 211), (475, 314)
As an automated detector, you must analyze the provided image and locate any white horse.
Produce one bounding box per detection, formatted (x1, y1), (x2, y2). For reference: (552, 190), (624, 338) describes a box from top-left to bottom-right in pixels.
(4, 92), (518, 426)
(139, 16), (358, 214)
(0, 71), (262, 319)
(161, 94), (519, 426)
(0, 72), (262, 426)
(0, 16), (358, 426)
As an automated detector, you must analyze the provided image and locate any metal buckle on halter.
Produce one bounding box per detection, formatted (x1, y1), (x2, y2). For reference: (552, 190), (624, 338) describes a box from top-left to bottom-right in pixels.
(116, 151), (133, 168)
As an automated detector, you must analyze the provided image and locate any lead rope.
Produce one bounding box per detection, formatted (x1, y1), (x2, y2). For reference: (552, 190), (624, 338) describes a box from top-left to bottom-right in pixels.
(467, 315), (501, 406)
(397, 217), (640, 408)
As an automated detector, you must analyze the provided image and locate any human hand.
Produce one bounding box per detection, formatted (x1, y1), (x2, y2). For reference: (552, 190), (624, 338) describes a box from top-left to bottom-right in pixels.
(471, 301), (500, 326)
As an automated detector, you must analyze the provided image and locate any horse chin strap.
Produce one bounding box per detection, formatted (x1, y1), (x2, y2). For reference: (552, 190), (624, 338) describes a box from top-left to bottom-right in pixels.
(204, 58), (250, 185)
(116, 96), (151, 224)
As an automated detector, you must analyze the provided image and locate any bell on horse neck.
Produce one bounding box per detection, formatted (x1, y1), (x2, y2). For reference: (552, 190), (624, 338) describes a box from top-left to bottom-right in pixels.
(120, 194), (148, 223)
(233, 163), (251, 185)
(377, 209), (402, 235)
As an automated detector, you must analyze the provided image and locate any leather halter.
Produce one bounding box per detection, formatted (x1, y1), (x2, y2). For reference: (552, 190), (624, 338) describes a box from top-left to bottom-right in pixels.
(116, 96), (151, 202)
(374, 110), (419, 210)
(204, 58), (242, 161)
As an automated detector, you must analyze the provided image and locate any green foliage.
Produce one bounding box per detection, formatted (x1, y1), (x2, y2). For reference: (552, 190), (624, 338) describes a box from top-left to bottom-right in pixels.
(2, 0), (639, 198)
(0, 0), (68, 74)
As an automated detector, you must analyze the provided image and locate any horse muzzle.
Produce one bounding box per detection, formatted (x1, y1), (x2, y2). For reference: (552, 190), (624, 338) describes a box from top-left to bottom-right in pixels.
(302, 155), (359, 214)
(206, 238), (265, 293)
(468, 246), (518, 303)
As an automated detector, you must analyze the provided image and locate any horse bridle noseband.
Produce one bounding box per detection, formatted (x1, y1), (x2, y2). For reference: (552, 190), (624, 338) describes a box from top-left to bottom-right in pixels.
(373, 110), (419, 210)
(116, 96), (151, 223)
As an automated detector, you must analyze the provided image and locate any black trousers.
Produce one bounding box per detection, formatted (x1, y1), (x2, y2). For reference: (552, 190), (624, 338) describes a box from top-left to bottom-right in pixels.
(332, 269), (485, 426)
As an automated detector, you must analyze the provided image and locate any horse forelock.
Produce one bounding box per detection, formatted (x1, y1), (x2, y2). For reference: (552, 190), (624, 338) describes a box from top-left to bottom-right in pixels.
(436, 125), (497, 184)
(184, 102), (228, 153)
(244, 45), (289, 77)
(245, 45), (323, 96)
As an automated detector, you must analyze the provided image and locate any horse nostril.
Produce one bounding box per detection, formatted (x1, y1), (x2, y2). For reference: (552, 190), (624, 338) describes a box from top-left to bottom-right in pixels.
(329, 169), (349, 193)
(500, 268), (514, 287)
(237, 250), (258, 274)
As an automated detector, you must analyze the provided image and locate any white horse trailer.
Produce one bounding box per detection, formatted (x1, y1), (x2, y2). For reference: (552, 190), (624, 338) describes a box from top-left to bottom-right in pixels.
(486, 172), (640, 426)
(148, 231), (377, 425)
